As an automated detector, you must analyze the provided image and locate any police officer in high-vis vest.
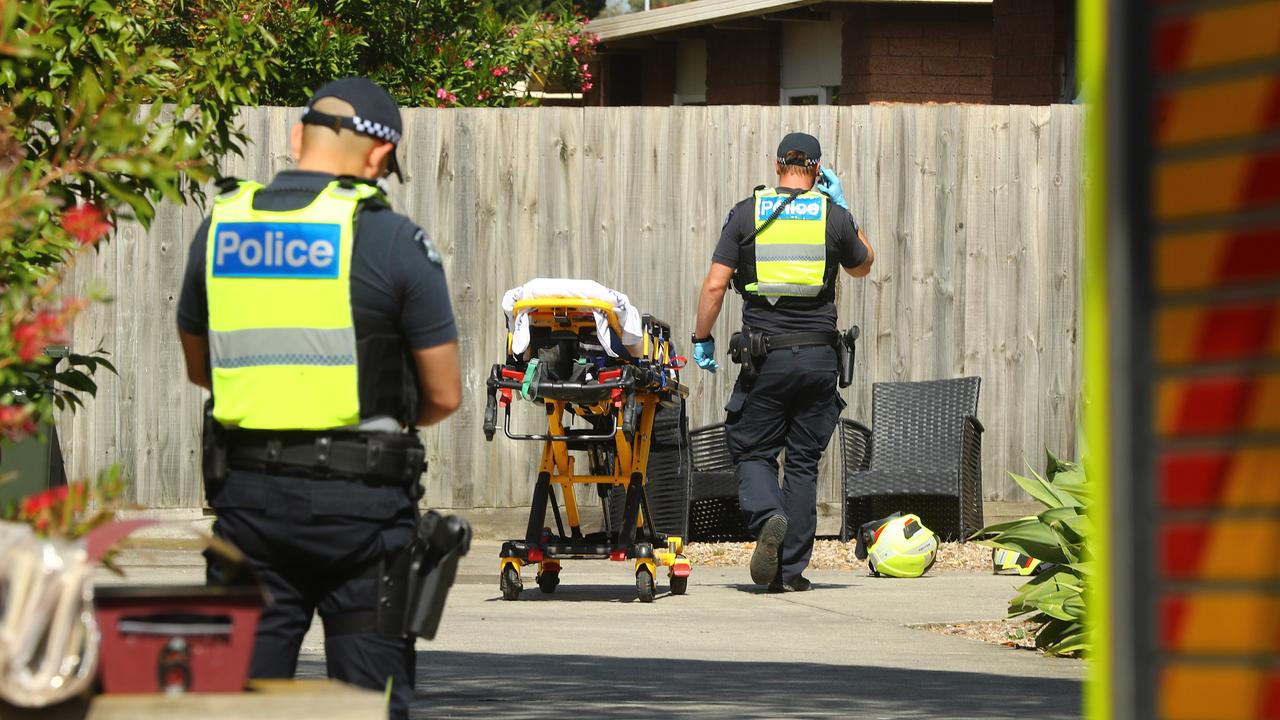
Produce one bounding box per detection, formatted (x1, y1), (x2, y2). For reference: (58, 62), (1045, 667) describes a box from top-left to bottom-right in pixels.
(692, 132), (875, 592)
(177, 78), (462, 718)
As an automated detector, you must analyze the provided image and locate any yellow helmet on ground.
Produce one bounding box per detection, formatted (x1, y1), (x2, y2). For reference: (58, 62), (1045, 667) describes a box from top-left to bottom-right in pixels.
(992, 547), (1044, 576)
(854, 512), (939, 578)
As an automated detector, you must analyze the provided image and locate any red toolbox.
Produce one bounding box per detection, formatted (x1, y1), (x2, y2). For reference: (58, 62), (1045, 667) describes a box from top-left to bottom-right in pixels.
(94, 585), (262, 694)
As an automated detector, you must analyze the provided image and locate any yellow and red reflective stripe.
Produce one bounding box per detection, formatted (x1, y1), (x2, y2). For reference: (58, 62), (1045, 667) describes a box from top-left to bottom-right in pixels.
(1156, 300), (1280, 365)
(1157, 76), (1280, 148)
(1161, 518), (1280, 581)
(1156, 373), (1280, 438)
(1161, 449), (1280, 509)
(1157, 227), (1280, 293)
(1155, 149), (1280, 221)
(1162, 592), (1280, 655)
(1159, 665), (1280, 720)
(1155, 2), (1280, 74)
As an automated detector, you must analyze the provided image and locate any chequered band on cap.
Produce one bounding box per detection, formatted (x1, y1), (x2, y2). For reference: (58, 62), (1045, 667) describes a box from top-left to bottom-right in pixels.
(777, 154), (819, 167)
(351, 115), (401, 144)
(301, 108), (402, 145)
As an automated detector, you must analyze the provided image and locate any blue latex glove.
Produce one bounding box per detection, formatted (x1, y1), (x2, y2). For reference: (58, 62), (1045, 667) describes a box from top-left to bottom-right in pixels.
(817, 166), (848, 210)
(692, 338), (719, 373)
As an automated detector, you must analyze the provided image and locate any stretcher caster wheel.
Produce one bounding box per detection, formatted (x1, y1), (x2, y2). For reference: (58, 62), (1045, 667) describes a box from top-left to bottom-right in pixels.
(636, 567), (656, 603)
(536, 572), (560, 594)
(669, 574), (688, 596)
(500, 565), (523, 601)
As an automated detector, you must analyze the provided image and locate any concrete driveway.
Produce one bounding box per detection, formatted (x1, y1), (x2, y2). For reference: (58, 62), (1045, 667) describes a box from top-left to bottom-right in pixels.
(111, 540), (1084, 719)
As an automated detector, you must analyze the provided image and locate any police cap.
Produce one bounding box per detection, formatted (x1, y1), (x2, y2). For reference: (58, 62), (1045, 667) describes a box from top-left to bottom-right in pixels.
(301, 77), (405, 182)
(776, 132), (822, 167)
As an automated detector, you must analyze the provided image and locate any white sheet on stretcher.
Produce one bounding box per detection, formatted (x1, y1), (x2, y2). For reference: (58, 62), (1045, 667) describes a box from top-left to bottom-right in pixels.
(501, 278), (645, 358)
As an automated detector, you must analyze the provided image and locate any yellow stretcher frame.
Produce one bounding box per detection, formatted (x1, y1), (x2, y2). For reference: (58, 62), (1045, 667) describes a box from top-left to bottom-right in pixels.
(485, 296), (691, 603)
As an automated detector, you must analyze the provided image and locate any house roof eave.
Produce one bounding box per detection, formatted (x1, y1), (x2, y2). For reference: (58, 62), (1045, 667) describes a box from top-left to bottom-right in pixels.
(588, 0), (993, 43)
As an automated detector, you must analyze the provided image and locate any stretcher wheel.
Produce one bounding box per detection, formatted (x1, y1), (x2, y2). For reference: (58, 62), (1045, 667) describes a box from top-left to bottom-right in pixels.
(536, 572), (560, 594)
(636, 567), (656, 603)
(500, 565), (523, 601)
(669, 574), (688, 596)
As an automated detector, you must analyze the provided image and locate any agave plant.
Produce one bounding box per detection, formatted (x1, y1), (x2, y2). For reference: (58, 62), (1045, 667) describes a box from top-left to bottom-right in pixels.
(975, 451), (1092, 657)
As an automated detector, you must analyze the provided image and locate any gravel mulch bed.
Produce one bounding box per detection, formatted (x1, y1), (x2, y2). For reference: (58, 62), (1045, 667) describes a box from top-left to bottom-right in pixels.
(912, 618), (1042, 651)
(684, 539), (994, 574)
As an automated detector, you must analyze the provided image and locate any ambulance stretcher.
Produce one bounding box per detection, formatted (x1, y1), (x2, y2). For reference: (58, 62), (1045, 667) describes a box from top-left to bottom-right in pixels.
(482, 293), (691, 603)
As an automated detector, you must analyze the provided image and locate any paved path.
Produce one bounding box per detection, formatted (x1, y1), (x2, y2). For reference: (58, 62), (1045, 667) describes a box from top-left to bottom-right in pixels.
(107, 541), (1084, 719)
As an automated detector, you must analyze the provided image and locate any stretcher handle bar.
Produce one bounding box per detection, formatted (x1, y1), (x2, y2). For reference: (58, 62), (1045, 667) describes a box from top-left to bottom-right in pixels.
(487, 378), (632, 393)
(641, 314), (671, 334)
(503, 408), (619, 442)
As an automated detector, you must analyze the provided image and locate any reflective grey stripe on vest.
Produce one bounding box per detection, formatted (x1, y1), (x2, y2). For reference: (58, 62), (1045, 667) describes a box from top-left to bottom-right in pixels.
(754, 243), (825, 263)
(754, 282), (824, 297)
(209, 327), (356, 369)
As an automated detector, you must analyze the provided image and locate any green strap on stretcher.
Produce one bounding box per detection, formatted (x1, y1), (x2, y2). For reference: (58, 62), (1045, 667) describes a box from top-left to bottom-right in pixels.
(521, 359), (540, 400)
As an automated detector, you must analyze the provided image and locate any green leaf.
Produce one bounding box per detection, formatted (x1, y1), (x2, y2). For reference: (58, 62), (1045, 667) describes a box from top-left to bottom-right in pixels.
(1011, 468), (1080, 509)
(988, 521), (1072, 565)
(54, 370), (97, 394)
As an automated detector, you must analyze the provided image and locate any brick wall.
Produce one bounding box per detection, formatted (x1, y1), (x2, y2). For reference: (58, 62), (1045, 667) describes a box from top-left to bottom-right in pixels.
(993, 0), (1075, 104)
(706, 26), (780, 105)
(840, 5), (994, 104)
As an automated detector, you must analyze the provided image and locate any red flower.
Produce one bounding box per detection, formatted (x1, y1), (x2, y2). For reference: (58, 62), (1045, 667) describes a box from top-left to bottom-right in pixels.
(21, 488), (55, 518)
(0, 404), (36, 441)
(11, 302), (77, 363)
(12, 322), (42, 362)
(61, 204), (112, 246)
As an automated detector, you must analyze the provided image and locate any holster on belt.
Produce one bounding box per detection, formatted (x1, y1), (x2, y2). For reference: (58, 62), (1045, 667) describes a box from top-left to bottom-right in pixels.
(202, 399), (229, 490)
(837, 325), (860, 389)
(728, 330), (768, 377)
(403, 511), (473, 640)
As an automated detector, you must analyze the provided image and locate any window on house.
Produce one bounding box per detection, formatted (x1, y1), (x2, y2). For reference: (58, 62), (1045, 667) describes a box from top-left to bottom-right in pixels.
(781, 86), (837, 105)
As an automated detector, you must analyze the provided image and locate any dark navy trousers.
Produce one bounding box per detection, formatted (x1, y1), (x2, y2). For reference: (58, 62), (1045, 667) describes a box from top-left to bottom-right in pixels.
(724, 344), (844, 583)
(207, 470), (418, 719)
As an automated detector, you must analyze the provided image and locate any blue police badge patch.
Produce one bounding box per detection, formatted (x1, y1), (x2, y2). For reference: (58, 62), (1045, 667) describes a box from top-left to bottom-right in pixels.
(211, 222), (341, 279)
(415, 229), (442, 266)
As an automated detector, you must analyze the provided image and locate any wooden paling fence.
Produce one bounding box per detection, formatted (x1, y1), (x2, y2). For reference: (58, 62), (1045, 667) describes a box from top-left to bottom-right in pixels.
(61, 104), (1084, 513)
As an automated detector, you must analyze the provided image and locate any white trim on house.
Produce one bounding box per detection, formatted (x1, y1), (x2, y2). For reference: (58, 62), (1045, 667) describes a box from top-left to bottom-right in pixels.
(780, 86), (833, 105)
(588, 0), (992, 43)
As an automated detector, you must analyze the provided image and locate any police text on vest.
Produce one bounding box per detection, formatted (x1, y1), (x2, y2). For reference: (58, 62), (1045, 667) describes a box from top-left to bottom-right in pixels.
(211, 222), (342, 279)
(757, 196), (824, 222)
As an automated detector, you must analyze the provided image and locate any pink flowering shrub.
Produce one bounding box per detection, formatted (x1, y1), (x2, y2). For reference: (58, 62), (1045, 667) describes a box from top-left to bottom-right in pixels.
(157, 0), (597, 107)
(1, 1), (268, 457)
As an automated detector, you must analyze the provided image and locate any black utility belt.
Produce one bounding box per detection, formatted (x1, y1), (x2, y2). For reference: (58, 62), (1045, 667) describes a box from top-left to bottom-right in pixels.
(225, 431), (426, 486)
(729, 330), (838, 364)
(762, 331), (840, 352)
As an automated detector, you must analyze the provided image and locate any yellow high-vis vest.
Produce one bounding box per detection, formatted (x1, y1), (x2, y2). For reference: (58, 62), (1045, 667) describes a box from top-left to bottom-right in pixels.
(205, 180), (380, 430)
(746, 188), (828, 298)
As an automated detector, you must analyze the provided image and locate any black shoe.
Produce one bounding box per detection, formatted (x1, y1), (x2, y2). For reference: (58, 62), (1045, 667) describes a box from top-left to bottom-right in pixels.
(750, 515), (788, 585)
(768, 575), (812, 593)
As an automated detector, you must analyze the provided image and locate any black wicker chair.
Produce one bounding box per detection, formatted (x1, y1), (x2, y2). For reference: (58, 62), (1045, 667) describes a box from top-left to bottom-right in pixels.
(686, 423), (753, 542)
(839, 377), (984, 542)
(607, 399), (691, 538)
